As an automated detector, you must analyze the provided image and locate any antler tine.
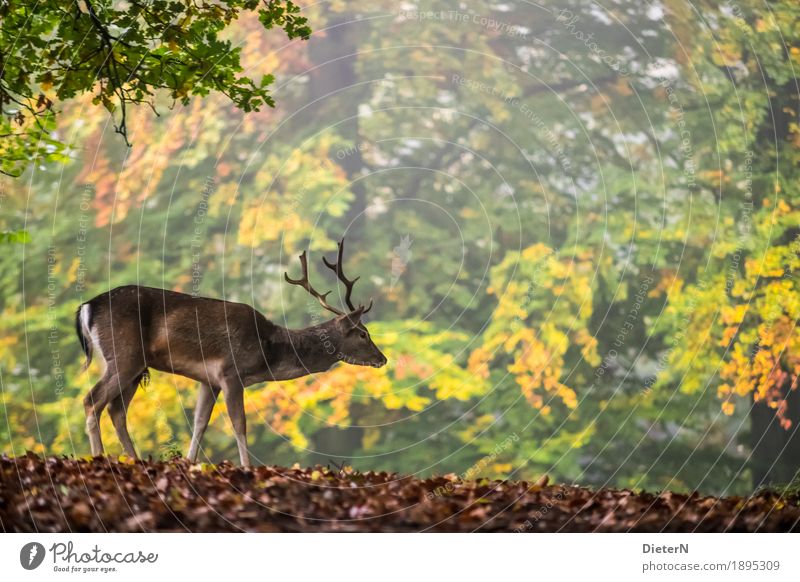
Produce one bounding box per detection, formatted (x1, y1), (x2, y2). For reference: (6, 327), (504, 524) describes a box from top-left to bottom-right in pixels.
(322, 239), (366, 313)
(284, 251), (344, 316)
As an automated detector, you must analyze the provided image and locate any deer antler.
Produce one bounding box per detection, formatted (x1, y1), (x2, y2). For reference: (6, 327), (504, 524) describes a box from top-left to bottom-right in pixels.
(284, 251), (344, 316)
(322, 239), (373, 314)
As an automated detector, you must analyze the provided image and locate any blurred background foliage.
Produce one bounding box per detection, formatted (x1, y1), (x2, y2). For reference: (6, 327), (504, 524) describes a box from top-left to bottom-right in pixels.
(1, 0), (799, 495)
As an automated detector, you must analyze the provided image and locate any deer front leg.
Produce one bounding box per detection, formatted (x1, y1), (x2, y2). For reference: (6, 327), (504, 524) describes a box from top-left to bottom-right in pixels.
(221, 380), (249, 467)
(187, 383), (220, 462)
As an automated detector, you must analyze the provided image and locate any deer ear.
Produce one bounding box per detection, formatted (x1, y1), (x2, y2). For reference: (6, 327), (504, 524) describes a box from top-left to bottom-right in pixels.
(338, 306), (364, 328)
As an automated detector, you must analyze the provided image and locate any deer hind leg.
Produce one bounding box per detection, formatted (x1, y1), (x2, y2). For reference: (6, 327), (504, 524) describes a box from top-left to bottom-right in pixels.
(84, 363), (144, 456)
(83, 372), (115, 456)
(221, 380), (249, 467)
(187, 383), (221, 463)
(107, 370), (146, 458)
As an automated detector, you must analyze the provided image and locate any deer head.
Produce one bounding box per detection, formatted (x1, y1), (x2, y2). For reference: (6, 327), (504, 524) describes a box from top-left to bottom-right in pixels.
(285, 239), (387, 368)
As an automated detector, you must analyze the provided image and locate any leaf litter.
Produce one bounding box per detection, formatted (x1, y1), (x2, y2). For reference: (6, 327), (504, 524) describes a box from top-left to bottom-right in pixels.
(1, 454), (798, 532)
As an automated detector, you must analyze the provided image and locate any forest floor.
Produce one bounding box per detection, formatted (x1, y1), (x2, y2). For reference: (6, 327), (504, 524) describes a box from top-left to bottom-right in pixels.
(2, 453), (799, 532)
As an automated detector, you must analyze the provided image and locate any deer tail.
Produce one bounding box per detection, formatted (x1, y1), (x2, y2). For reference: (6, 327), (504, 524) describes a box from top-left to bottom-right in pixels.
(76, 303), (93, 371)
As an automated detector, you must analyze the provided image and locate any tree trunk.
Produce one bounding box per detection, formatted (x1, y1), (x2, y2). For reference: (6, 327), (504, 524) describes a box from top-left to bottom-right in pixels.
(306, 12), (368, 226)
(300, 11), (370, 464)
(749, 378), (800, 488)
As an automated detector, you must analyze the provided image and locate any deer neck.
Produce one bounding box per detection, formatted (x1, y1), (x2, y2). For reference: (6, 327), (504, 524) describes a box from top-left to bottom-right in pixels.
(264, 320), (341, 380)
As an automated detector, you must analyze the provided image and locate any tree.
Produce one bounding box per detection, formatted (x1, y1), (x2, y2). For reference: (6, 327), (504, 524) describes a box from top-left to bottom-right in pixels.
(652, 0), (800, 487)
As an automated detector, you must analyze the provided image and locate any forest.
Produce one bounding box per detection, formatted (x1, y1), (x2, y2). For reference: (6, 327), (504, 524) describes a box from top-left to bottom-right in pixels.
(1, 0), (799, 507)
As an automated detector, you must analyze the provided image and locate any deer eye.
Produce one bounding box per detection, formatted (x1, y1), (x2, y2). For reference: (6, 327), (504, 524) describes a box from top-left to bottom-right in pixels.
(359, 330), (368, 339)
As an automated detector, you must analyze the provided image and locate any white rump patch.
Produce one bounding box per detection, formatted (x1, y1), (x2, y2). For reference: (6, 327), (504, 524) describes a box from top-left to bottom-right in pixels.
(81, 303), (106, 369)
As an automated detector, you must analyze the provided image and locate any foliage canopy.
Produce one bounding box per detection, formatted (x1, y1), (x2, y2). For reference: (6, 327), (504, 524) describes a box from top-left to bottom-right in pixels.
(0, 0), (309, 176)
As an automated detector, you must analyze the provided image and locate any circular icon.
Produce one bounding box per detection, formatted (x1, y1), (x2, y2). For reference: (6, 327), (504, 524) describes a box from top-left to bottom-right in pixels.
(20, 542), (46, 570)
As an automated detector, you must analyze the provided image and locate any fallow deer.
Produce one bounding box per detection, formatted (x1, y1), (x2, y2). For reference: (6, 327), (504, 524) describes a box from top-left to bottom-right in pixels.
(76, 240), (386, 466)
